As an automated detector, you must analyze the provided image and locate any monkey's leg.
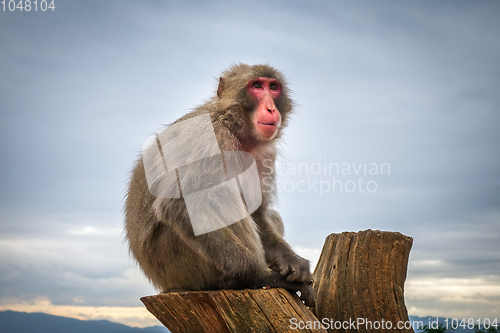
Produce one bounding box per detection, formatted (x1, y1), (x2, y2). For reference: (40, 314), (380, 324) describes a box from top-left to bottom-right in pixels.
(194, 218), (271, 290)
(192, 217), (314, 307)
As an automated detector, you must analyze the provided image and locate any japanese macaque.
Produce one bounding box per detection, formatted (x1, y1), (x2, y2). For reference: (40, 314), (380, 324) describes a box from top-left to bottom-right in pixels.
(125, 64), (314, 307)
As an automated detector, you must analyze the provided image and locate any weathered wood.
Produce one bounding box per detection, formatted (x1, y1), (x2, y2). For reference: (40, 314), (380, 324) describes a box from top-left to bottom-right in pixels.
(141, 288), (327, 333)
(141, 229), (414, 332)
(312, 229), (414, 333)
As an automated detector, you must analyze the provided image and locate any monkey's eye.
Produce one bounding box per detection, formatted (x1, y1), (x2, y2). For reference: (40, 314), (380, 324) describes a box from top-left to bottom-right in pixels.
(253, 82), (262, 89)
(269, 83), (278, 90)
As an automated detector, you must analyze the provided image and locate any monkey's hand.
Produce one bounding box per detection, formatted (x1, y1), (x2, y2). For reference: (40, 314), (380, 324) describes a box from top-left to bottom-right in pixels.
(270, 252), (312, 284)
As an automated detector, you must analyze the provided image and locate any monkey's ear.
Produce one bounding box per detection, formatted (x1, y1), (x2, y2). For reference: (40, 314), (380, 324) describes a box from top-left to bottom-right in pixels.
(217, 77), (225, 98)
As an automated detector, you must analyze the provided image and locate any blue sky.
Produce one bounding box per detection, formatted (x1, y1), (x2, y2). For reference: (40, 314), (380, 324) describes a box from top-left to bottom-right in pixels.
(1, 0), (499, 327)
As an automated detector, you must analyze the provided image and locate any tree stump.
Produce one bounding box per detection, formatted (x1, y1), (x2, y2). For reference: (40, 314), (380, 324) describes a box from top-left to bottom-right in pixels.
(312, 229), (414, 333)
(141, 229), (414, 332)
(141, 288), (326, 333)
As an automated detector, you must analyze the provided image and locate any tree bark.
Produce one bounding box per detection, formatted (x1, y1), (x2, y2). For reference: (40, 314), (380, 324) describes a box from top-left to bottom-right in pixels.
(141, 288), (326, 333)
(312, 229), (414, 333)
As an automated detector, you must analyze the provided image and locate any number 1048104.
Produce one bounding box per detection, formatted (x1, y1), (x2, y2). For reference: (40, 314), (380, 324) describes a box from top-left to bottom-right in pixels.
(1, 0), (55, 11)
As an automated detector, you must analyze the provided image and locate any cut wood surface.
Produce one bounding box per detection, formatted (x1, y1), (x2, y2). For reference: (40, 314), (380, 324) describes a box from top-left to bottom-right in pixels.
(141, 288), (326, 333)
(313, 229), (414, 333)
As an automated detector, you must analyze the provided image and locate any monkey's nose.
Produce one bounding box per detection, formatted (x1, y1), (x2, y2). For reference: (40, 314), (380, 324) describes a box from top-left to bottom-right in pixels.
(266, 102), (277, 113)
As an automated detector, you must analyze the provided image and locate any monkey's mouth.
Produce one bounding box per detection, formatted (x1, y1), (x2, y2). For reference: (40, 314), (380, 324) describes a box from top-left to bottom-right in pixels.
(257, 121), (278, 139)
(258, 122), (277, 127)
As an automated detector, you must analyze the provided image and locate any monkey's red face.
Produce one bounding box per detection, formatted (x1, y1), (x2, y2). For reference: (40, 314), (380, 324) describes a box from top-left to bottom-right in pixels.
(247, 77), (282, 140)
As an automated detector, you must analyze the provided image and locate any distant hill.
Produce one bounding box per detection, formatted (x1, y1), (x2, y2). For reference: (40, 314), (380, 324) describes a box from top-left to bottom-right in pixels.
(0, 311), (169, 333)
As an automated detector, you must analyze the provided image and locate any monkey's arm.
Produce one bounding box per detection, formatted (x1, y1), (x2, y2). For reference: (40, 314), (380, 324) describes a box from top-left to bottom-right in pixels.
(254, 209), (313, 285)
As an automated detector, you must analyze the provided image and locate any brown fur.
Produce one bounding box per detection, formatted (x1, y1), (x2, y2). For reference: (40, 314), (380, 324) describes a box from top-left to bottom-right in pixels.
(124, 64), (314, 306)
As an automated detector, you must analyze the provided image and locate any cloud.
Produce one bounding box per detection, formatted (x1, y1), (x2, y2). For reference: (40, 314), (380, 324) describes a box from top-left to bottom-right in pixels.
(0, 0), (499, 325)
(405, 276), (500, 318)
(0, 211), (156, 308)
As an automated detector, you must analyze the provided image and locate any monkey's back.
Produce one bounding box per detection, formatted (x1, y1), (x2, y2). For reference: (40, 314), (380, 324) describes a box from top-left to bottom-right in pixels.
(124, 158), (221, 292)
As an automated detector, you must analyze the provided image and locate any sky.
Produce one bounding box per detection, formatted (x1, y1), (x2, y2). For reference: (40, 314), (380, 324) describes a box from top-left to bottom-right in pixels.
(0, 0), (499, 328)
